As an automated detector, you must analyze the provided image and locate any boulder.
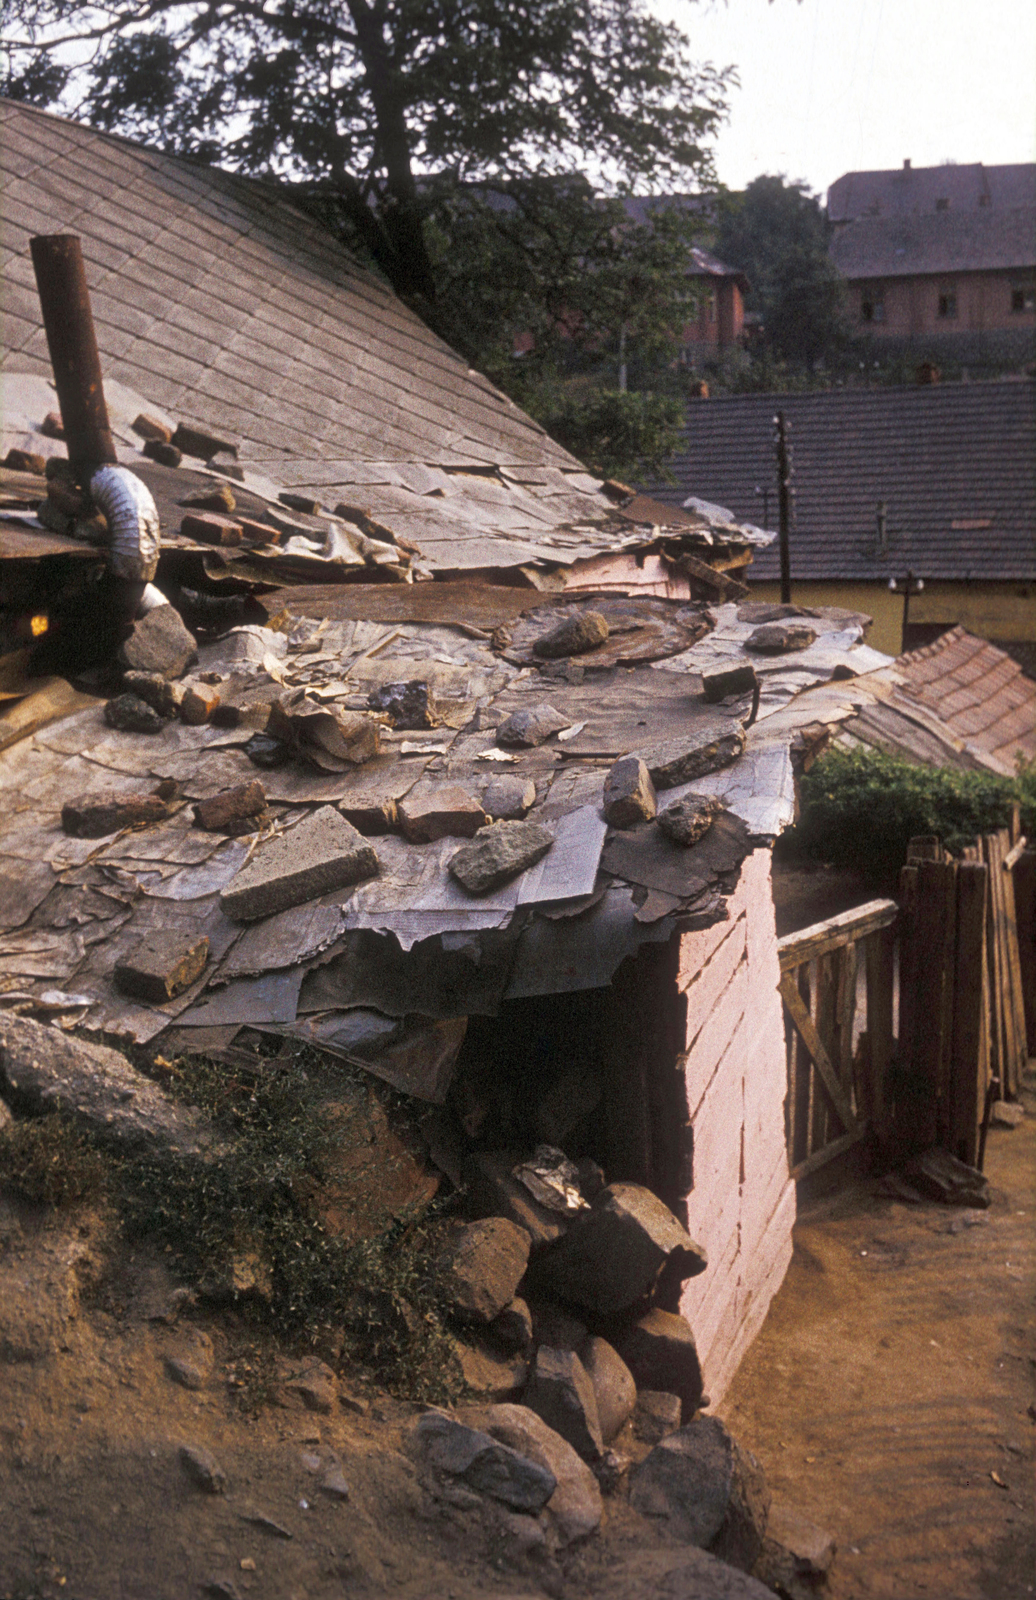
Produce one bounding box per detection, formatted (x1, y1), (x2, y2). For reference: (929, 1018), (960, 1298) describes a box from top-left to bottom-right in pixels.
(482, 776), (536, 820)
(745, 621), (817, 654)
(491, 1297), (534, 1355)
(104, 693), (164, 734)
(220, 807), (379, 920)
(903, 1146), (991, 1207)
(495, 704), (571, 748)
(598, 1548), (776, 1599)
(755, 1502), (836, 1593)
(461, 1402), (603, 1546)
(530, 1182), (706, 1315)
(452, 1339), (528, 1402)
(449, 820), (554, 894)
(603, 757), (657, 827)
(0, 1014), (221, 1163)
(524, 1345), (604, 1462)
(414, 1411), (556, 1512)
(581, 1336), (637, 1445)
(436, 1217), (531, 1322)
(630, 1417), (770, 1573)
(533, 610), (610, 659)
(634, 1389), (683, 1445)
(118, 603), (198, 680)
(656, 794), (724, 847)
(613, 1309), (704, 1424)
(529, 1302), (588, 1353)
(462, 1150), (567, 1249)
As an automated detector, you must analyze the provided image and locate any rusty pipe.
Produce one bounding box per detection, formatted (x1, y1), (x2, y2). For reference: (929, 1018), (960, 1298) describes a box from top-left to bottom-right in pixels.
(29, 234), (117, 481)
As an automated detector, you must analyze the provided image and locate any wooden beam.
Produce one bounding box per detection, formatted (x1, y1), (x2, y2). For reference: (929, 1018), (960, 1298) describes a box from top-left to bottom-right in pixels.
(950, 861), (989, 1167)
(791, 1123), (869, 1182)
(778, 973), (858, 1134)
(778, 899), (897, 971)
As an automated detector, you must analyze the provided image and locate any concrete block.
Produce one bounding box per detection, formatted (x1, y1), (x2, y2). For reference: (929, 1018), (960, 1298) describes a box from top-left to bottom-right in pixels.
(220, 806), (379, 920)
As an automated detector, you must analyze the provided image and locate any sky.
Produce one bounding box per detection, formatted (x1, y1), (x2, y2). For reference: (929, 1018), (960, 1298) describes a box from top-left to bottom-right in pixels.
(652, 0), (1036, 201)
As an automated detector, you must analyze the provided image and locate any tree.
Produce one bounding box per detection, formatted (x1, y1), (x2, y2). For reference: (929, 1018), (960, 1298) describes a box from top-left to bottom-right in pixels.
(715, 174), (849, 366)
(3, 0), (729, 308)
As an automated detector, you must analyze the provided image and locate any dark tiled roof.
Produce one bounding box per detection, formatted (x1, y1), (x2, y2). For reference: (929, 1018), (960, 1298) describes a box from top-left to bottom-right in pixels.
(0, 100), (573, 472)
(827, 163), (1036, 223)
(642, 382), (1036, 582)
(830, 207), (1036, 279)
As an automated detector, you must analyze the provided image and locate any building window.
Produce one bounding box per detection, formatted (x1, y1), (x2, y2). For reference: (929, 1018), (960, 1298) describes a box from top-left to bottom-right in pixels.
(937, 291), (957, 319)
(1011, 286), (1035, 313)
(861, 286), (885, 323)
(935, 197), (949, 211)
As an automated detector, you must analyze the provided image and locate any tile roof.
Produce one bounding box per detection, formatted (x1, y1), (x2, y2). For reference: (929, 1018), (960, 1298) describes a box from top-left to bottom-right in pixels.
(830, 207), (1036, 280)
(827, 163), (1036, 224)
(895, 626), (1036, 768)
(641, 381), (1036, 583)
(0, 101), (771, 576)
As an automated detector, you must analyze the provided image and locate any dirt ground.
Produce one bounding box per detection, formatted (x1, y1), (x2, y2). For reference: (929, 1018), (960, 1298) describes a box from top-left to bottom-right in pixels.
(720, 1086), (1036, 1600)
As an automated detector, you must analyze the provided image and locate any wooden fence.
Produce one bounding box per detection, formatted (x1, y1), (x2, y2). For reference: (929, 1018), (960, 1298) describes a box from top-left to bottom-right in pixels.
(778, 816), (1033, 1181)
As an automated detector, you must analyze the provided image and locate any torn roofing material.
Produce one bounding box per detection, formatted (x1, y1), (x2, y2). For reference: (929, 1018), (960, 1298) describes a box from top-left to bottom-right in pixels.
(0, 593), (893, 1076)
(0, 102), (769, 583)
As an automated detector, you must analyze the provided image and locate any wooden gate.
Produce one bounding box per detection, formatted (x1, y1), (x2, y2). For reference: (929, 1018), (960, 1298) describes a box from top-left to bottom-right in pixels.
(777, 899), (896, 1181)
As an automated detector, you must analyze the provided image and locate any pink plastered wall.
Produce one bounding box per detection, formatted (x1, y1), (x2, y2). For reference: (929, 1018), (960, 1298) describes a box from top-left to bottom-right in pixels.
(676, 845), (794, 1404)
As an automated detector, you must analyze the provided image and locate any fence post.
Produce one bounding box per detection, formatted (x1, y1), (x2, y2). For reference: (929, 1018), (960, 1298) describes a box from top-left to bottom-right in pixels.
(865, 923), (894, 1139)
(915, 859), (957, 1149)
(950, 861), (989, 1166)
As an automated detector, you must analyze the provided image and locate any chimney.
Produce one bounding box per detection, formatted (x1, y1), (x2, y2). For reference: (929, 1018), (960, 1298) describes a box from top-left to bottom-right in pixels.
(903, 159), (912, 170)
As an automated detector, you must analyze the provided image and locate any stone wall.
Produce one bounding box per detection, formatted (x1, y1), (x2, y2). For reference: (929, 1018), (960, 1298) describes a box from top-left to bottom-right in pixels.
(676, 846), (794, 1404)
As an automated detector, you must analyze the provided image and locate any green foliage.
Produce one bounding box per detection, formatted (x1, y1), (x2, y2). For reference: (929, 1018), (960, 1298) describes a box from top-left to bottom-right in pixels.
(523, 384), (684, 481)
(115, 1044), (462, 1402)
(1, 1113), (108, 1208)
(793, 745), (1036, 877)
(714, 175), (849, 367)
(4, 0), (729, 303)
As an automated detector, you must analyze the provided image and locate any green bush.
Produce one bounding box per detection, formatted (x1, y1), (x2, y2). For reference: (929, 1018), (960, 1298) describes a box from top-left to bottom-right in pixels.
(1, 1113), (109, 1207)
(792, 745), (1036, 878)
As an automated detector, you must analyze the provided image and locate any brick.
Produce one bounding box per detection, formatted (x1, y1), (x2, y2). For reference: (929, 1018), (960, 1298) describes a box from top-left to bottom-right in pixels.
(192, 779), (267, 834)
(131, 413), (172, 444)
(238, 517), (282, 546)
(338, 795), (398, 835)
(3, 448), (46, 474)
(114, 933), (210, 1002)
(220, 806), (379, 921)
(40, 411), (65, 439)
(398, 783), (486, 843)
(180, 483), (236, 514)
(171, 422), (238, 461)
(61, 789), (175, 838)
(279, 491), (322, 514)
(180, 512), (243, 546)
(603, 756), (656, 827)
(179, 682), (221, 725)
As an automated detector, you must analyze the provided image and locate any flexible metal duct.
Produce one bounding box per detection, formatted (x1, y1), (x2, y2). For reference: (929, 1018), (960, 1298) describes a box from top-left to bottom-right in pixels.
(88, 465), (160, 583)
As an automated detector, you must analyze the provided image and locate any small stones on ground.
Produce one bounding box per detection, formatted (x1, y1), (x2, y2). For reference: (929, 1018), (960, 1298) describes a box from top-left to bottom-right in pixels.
(435, 1217), (531, 1322)
(320, 1469), (351, 1501)
(532, 610), (610, 659)
(397, 784), (487, 843)
(242, 1511), (293, 1538)
(271, 1357), (338, 1414)
(449, 820), (554, 894)
(179, 1443), (227, 1494)
(603, 757), (657, 827)
(530, 1182), (706, 1315)
(104, 693), (165, 734)
(114, 933), (209, 1003)
(745, 621), (817, 653)
(701, 664), (759, 703)
(192, 780), (268, 835)
(121, 670), (183, 717)
(524, 1345), (604, 1462)
(61, 788), (175, 838)
(634, 1389), (683, 1445)
(495, 704), (571, 748)
(482, 775), (537, 820)
(990, 1100), (1025, 1127)
(220, 806), (379, 921)
(614, 1309), (705, 1424)
(164, 1354), (208, 1391)
(580, 1336), (637, 1445)
(656, 794), (723, 847)
(415, 1412), (557, 1512)
(118, 603), (198, 680)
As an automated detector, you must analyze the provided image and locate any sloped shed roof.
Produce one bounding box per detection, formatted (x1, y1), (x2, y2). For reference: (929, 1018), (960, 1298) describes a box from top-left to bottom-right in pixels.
(827, 162), (1036, 224)
(642, 382), (1036, 583)
(895, 626), (1036, 768)
(830, 207), (1036, 280)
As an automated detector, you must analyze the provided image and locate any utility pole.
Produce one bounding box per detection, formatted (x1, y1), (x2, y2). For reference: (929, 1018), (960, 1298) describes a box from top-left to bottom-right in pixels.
(774, 411), (794, 604)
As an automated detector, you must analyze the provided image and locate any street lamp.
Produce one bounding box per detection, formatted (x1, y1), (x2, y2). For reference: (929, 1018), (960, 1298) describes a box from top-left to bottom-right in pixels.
(888, 571), (925, 653)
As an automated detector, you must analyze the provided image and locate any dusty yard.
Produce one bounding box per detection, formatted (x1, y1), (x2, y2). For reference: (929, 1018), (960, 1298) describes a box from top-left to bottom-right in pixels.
(721, 1082), (1036, 1600)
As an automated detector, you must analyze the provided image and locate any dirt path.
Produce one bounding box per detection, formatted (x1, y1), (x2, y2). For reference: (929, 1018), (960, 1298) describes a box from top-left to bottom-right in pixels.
(720, 1096), (1036, 1600)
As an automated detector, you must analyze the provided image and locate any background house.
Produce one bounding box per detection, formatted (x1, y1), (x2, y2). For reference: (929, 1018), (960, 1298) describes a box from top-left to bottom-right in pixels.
(828, 160), (1036, 366)
(641, 380), (1036, 661)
